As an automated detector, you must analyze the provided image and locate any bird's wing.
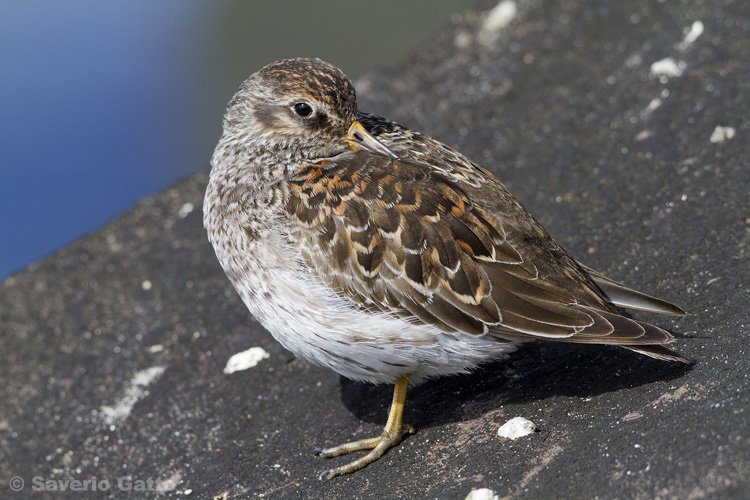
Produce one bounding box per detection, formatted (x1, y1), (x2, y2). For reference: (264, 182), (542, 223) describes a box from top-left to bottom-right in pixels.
(287, 150), (685, 360)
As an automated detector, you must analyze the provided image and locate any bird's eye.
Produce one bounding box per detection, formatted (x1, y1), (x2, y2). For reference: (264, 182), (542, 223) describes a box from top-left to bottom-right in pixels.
(292, 102), (313, 118)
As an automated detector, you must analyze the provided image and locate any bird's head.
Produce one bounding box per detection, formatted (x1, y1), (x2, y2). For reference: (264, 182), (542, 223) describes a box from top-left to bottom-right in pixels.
(220, 58), (397, 161)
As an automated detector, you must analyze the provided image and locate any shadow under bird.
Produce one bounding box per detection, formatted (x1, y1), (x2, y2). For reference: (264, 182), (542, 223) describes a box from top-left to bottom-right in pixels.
(203, 58), (688, 479)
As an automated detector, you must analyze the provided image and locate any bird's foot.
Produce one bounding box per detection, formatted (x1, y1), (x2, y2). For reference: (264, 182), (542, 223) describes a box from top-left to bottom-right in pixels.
(316, 423), (415, 479)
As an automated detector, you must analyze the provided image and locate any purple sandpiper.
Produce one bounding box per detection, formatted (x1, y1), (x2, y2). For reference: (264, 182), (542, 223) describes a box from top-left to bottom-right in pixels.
(203, 58), (687, 479)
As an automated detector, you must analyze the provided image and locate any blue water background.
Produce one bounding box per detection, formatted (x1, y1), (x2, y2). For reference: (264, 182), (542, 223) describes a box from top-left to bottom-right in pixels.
(0, 1), (472, 279)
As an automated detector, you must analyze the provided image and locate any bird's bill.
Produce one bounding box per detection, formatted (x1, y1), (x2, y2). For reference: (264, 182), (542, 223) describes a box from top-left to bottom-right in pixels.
(344, 121), (400, 159)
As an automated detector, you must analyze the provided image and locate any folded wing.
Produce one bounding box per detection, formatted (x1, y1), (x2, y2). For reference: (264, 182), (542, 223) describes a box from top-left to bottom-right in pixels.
(287, 150), (686, 362)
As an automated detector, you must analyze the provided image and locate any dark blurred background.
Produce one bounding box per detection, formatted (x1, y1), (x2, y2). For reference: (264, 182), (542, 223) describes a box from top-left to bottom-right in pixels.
(0, 0), (474, 279)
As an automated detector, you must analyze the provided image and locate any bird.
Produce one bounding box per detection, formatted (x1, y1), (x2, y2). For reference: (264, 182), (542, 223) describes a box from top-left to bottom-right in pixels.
(203, 57), (688, 479)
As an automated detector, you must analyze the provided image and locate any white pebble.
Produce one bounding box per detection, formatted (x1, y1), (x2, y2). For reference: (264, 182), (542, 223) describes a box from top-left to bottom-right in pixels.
(224, 347), (270, 374)
(178, 202), (195, 218)
(679, 21), (704, 50)
(482, 1), (517, 32)
(497, 416), (537, 439)
(650, 57), (683, 78)
(465, 488), (499, 500)
(709, 125), (736, 143)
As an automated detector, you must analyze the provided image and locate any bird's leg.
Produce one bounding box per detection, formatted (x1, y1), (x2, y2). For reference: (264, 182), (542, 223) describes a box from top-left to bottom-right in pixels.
(317, 374), (414, 479)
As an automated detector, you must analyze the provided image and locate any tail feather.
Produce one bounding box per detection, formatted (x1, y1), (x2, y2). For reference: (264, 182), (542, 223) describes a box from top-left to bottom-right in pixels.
(579, 263), (687, 316)
(625, 344), (691, 363)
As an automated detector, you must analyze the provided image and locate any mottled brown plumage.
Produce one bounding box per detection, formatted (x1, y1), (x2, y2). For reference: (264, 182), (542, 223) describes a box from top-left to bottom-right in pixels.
(204, 58), (687, 479)
(287, 114), (685, 359)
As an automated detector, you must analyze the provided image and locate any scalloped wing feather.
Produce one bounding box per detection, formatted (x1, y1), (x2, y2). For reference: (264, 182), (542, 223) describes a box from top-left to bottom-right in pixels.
(287, 149), (686, 361)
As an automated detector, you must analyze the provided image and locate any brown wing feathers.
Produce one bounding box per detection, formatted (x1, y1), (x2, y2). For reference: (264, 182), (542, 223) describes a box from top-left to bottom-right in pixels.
(288, 151), (685, 360)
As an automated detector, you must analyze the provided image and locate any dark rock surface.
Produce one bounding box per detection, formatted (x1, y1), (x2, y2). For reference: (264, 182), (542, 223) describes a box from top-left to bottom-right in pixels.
(2, 1), (748, 499)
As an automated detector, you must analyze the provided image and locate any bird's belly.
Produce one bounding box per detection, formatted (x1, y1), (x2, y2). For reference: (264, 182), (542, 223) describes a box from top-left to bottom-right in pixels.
(214, 228), (515, 384)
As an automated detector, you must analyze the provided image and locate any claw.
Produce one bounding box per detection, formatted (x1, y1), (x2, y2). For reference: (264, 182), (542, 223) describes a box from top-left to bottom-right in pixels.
(319, 469), (334, 481)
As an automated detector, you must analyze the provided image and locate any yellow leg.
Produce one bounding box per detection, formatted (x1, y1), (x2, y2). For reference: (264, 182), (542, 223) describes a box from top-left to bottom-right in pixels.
(317, 375), (415, 479)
